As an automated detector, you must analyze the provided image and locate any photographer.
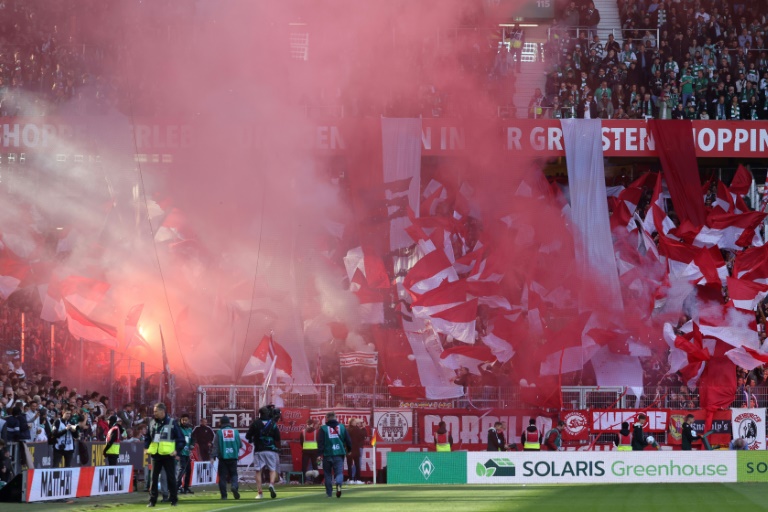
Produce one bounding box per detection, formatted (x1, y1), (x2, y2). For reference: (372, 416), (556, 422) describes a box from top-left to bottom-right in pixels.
(50, 409), (79, 467)
(246, 405), (281, 500)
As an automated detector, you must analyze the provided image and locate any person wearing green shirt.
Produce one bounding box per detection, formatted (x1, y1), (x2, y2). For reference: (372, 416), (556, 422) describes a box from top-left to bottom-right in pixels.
(681, 70), (694, 106)
(694, 70), (709, 98)
(176, 414), (195, 495)
(214, 415), (242, 500)
(317, 411), (352, 499)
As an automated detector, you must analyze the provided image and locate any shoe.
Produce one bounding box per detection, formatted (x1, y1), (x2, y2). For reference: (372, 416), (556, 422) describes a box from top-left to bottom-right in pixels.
(256, 493), (263, 500)
(171, 502), (177, 507)
(185, 488), (194, 495)
(147, 504), (156, 508)
(233, 490), (240, 500)
(269, 486), (277, 499)
(336, 484), (342, 498)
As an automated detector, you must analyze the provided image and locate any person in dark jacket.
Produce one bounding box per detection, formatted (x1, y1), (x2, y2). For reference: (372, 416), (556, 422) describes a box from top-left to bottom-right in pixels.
(0, 439), (13, 483)
(487, 422), (509, 451)
(631, 413), (650, 451)
(191, 417), (215, 461)
(6, 405), (30, 442)
(681, 414), (699, 450)
(346, 418), (366, 484)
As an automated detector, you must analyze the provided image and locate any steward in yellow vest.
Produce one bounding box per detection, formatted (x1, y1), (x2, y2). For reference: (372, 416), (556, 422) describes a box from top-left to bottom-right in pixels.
(435, 421), (453, 452)
(522, 419), (541, 451)
(617, 422), (632, 451)
(104, 415), (126, 465)
(300, 418), (320, 482)
(144, 403), (185, 507)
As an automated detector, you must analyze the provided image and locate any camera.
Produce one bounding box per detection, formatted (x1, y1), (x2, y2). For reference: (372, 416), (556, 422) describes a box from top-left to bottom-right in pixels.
(258, 404), (281, 422)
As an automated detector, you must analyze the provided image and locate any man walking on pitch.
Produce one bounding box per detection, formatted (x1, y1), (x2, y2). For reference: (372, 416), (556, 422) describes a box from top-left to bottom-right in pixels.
(247, 405), (282, 499)
(214, 415), (241, 500)
(317, 411), (352, 498)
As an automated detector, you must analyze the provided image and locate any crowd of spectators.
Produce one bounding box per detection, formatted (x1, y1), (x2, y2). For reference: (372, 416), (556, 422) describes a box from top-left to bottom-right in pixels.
(539, 0), (768, 119)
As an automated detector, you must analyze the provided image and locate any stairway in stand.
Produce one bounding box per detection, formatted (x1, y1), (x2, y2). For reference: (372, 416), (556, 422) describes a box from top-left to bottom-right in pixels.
(592, 0), (622, 43)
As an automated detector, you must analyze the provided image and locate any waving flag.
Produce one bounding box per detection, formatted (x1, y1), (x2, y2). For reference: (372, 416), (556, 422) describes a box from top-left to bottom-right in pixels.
(242, 334), (294, 380)
(63, 299), (118, 348)
(0, 254), (28, 299)
(428, 298), (478, 343)
(727, 277), (768, 312)
(124, 304), (151, 350)
(439, 344), (495, 375)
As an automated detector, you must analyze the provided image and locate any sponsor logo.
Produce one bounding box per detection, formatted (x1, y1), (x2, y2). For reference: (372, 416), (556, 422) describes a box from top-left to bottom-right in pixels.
(195, 463), (214, 484)
(477, 458), (515, 477)
(610, 460), (728, 477)
(96, 468), (125, 493)
(419, 456), (435, 480)
(40, 470), (73, 498)
(377, 412), (409, 443)
(563, 411), (589, 437)
(523, 460), (605, 477)
(223, 429), (235, 440)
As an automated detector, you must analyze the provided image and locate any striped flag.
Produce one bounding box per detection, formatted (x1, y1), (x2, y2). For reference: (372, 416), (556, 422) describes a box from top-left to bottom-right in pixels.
(339, 351), (379, 368)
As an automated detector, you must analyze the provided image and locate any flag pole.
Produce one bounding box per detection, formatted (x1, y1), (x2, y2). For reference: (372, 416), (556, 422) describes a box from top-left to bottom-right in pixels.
(372, 428), (377, 485)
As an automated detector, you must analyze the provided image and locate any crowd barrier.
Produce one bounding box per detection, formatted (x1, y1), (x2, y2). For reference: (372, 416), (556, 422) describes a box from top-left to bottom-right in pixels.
(388, 451), (768, 485)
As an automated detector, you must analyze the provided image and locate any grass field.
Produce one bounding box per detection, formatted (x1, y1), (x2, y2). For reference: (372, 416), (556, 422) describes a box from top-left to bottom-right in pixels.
(4, 483), (768, 512)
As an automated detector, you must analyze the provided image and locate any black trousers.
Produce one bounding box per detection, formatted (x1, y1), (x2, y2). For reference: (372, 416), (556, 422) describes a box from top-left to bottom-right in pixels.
(52, 449), (74, 468)
(177, 455), (192, 490)
(106, 454), (120, 466)
(218, 459), (239, 497)
(150, 456), (178, 504)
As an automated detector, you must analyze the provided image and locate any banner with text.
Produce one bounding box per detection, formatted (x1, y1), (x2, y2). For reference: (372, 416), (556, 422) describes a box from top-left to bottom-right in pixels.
(339, 351), (379, 368)
(732, 408), (766, 450)
(590, 409), (669, 433)
(191, 461), (219, 486)
(667, 410), (732, 446)
(466, 451), (736, 484)
(416, 409), (553, 447)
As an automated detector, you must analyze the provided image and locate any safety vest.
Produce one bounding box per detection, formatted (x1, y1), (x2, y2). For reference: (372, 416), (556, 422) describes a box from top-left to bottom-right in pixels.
(105, 426), (122, 455)
(522, 429), (540, 450)
(617, 432), (632, 451)
(435, 432), (451, 452)
(544, 428), (561, 450)
(147, 419), (176, 456)
(303, 428), (318, 450)
(321, 424), (347, 457)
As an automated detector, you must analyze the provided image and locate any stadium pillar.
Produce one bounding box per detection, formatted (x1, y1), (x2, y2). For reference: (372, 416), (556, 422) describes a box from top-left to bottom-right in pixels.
(79, 338), (84, 391)
(50, 324), (54, 378)
(140, 362), (146, 406)
(109, 349), (115, 405)
(20, 312), (24, 364)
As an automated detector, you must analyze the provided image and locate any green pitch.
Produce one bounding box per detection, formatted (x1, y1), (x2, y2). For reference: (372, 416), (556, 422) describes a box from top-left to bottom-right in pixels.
(5, 483), (768, 511)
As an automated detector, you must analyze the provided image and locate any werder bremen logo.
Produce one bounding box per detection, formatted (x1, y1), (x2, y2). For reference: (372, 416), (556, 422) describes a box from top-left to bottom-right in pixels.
(477, 458), (516, 477)
(419, 456), (435, 480)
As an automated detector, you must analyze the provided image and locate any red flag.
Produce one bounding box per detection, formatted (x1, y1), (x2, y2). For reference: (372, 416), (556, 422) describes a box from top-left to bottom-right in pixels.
(649, 120), (707, 227)
(726, 277), (768, 311)
(730, 165), (752, 196)
(439, 344), (495, 375)
(403, 249), (458, 295)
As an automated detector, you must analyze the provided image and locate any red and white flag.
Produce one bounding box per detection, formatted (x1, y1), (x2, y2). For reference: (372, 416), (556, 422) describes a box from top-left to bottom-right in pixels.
(411, 280), (467, 318)
(63, 299), (118, 348)
(0, 254), (28, 299)
(428, 298), (478, 344)
(403, 248), (458, 295)
(242, 335), (293, 380)
(733, 245), (768, 283)
(726, 277), (768, 312)
(343, 246), (390, 289)
(439, 345), (495, 375)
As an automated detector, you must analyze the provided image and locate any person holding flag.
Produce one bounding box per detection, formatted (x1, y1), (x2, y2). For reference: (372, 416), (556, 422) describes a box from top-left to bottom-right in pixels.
(213, 415), (241, 500)
(317, 411), (352, 499)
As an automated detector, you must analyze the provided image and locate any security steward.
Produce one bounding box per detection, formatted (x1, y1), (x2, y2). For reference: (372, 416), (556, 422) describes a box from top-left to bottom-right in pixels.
(543, 421), (565, 451)
(435, 421), (453, 452)
(616, 421), (632, 451)
(522, 418), (541, 451)
(145, 403), (186, 507)
(104, 415), (126, 466)
(213, 415), (241, 500)
(300, 418), (320, 482)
